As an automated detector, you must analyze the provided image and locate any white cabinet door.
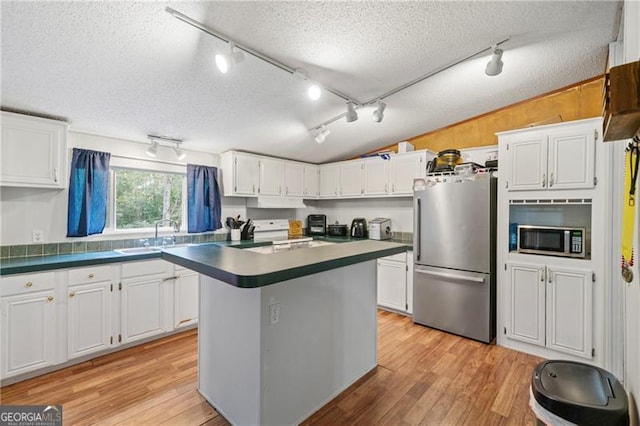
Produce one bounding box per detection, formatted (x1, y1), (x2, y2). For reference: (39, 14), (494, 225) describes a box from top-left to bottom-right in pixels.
(320, 164), (340, 198)
(506, 262), (546, 346)
(303, 165), (319, 198)
(0, 111), (68, 189)
(546, 267), (593, 358)
(174, 271), (199, 329)
(363, 159), (389, 196)
(547, 128), (595, 190)
(67, 280), (112, 359)
(259, 158), (285, 196)
(1, 290), (56, 378)
(377, 259), (407, 311)
(234, 153), (260, 196)
(507, 136), (547, 191)
(389, 152), (426, 195)
(340, 161), (364, 197)
(284, 162), (304, 197)
(406, 252), (414, 314)
(121, 276), (165, 344)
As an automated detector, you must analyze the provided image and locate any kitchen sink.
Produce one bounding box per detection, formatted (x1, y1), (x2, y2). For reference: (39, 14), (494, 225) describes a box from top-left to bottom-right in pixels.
(114, 243), (196, 255)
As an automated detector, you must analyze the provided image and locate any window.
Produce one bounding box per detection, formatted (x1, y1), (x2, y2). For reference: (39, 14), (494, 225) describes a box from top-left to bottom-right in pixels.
(111, 168), (185, 231)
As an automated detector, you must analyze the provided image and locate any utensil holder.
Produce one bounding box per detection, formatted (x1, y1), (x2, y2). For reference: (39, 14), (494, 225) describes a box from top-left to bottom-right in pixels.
(231, 229), (241, 241)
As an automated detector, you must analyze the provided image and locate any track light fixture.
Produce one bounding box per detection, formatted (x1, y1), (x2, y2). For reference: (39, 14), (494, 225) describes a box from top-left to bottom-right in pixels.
(215, 43), (245, 74)
(485, 45), (504, 76)
(345, 101), (358, 123)
(372, 101), (386, 123)
(308, 84), (322, 101)
(146, 135), (186, 160)
(315, 126), (331, 144)
(146, 140), (159, 157)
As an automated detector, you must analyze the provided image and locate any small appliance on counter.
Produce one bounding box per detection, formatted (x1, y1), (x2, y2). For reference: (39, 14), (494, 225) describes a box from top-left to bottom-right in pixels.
(307, 214), (327, 236)
(350, 218), (367, 238)
(327, 222), (349, 237)
(369, 218), (392, 240)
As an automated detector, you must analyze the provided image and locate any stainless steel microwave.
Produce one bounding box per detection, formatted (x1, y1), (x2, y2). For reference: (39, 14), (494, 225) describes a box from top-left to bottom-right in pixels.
(517, 225), (586, 258)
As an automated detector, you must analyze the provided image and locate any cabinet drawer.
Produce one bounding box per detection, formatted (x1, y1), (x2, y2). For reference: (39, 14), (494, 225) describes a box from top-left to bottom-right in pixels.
(122, 260), (169, 278)
(380, 252), (407, 263)
(0, 272), (55, 297)
(68, 265), (112, 285)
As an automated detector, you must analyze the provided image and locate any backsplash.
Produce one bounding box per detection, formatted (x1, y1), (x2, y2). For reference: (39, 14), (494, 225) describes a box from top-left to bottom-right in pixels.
(0, 232), (229, 259)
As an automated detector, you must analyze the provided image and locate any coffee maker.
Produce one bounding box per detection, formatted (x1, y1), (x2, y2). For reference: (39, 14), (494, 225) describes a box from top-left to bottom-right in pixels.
(350, 218), (367, 238)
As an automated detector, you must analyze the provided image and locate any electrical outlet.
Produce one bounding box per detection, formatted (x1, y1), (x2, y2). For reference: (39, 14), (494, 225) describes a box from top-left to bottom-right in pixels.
(32, 230), (43, 243)
(269, 303), (280, 325)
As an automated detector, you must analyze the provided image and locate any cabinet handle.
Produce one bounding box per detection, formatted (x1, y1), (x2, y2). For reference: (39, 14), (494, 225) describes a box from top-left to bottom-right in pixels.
(47, 296), (54, 301)
(69, 292), (76, 297)
(548, 272), (553, 283)
(88, 273), (94, 278)
(540, 269), (545, 282)
(549, 173), (554, 187)
(54, 168), (58, 183)
(542, 174), (547, 188)
(163, 276), (178, 282)
(25, 282), (33, 288)
(178, 318), (192, 324)
(253, 184), (255, 193)
(392, 184), (395, 192)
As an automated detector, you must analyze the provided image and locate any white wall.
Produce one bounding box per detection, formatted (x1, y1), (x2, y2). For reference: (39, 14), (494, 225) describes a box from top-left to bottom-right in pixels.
(0, 131), (219, 245)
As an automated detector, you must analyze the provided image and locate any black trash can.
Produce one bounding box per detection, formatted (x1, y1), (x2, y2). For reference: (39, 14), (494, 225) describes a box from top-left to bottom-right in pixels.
(531, 360), (629, 426)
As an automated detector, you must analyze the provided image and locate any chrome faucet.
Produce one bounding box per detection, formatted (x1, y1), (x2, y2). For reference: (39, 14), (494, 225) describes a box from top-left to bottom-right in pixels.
(154, 219), (180, 245)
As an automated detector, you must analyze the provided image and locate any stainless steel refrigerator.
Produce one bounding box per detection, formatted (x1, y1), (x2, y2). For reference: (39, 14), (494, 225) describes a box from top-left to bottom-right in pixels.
(412, 173), (497, 343)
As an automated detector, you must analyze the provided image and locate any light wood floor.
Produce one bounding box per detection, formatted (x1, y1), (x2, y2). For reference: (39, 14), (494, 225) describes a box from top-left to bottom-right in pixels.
(1, 310), (543, 425)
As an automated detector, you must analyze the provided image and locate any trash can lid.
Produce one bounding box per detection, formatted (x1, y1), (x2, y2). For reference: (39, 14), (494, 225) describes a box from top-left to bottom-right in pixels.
(531, 360), (629, 426)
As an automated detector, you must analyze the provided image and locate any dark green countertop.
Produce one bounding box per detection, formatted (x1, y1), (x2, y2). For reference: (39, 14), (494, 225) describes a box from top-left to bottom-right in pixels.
(162, 240), (407, 288)
(0, 237), (410, 284)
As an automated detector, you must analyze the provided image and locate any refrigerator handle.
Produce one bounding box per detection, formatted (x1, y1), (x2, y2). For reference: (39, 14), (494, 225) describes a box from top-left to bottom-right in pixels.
(415, 269), (485, 284)
(415, 198), (421, 261)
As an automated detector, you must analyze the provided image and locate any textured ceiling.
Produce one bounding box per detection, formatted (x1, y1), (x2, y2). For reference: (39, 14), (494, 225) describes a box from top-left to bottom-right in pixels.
(1, 1), (621, 163)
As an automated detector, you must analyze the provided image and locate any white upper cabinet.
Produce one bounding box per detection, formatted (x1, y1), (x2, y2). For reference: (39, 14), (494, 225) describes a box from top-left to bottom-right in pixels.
(340, 161), (364, 197)
(320, 164), (340, 198)
(502, 118), (598, 192)
(284, 162), (305, 197)
(363, 158), (389, 196)
(303, 165), (319, 198)
(259, 157), (284, 196)
(389, 151), (427, 195)
(220, 151), (260, 197)
(1, 111), (68, 189)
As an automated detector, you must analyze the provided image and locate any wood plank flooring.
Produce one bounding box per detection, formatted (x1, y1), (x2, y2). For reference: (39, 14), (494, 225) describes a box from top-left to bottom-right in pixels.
(1, 310), (543, 425)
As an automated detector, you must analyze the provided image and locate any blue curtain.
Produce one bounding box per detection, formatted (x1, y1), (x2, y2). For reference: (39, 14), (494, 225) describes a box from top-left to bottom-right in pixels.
(67, 148), (111, 237)
(187, 164), (222, 233)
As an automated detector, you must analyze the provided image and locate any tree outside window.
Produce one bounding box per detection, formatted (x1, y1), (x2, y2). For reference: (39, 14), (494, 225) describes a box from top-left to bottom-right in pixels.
(113, 169), (184, 230)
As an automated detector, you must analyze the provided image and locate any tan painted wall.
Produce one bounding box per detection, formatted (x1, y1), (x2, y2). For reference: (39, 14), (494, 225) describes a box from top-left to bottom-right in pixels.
(377, 76), (604, 154)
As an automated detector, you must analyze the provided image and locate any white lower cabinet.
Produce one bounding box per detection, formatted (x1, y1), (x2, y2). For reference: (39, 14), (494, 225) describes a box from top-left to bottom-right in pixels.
(0, 272), (57, 379)
(67, 280), (113, 358)
(506, 262), (593, 358)
(121, 276), (166, 344)
(174, 268), (199, 329)
(377, 251), (412, 314)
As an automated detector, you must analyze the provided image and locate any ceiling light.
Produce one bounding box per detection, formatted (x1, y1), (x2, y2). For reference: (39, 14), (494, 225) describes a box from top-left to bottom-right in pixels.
(315, 126), (330, 144)
(215, 43), (245, 74)
(172, 143), (186, 160)
(372, 101), (386, 123)
(146, 140), (159, 157)
(345, 101), (358, 123)
(485, 46), (504, 76)
(308, 84), (322, 101)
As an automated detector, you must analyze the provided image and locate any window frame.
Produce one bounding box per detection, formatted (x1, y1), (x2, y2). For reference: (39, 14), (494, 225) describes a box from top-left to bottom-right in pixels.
(104, 166), (188, 235)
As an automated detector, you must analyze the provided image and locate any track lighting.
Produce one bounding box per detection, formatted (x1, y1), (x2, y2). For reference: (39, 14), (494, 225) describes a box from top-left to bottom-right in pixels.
(485, 46), (504, 76)
(345, 101), (358, 123)
(146, 135), (186, 160)
(372, 101), (386, 123)
(308, 84), (322, 101)
(215, 43), (245, 74)
(315, 126), (330, 144)
(146, 140), (159, 157)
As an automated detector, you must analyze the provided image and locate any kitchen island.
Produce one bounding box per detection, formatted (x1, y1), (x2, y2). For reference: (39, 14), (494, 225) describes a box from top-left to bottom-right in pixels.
(162, 240), (406, 425)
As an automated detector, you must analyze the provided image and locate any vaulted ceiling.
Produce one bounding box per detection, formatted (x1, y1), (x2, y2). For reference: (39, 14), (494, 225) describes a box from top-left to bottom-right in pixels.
(1, 1), (621, 163)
